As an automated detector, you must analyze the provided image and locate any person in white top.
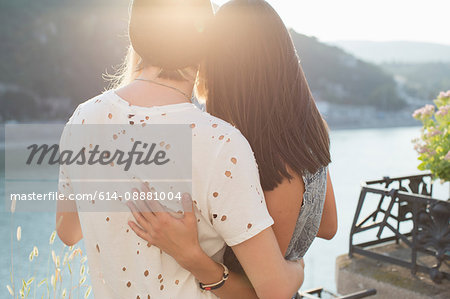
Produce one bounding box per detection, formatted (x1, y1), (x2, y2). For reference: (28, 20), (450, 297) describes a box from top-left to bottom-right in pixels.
(56, 0), (304, 298)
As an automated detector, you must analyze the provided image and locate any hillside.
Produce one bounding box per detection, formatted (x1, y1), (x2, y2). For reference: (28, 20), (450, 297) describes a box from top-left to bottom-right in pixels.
(0, 0), (405, 123)
(0, 0), (129, 122)
(382, 62), (450, 100)
(330, 40), (450, 64)
(292, 31), (405, 110)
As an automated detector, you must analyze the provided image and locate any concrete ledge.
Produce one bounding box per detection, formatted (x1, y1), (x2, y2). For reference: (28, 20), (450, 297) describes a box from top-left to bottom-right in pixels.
(336, 245), (449, 299)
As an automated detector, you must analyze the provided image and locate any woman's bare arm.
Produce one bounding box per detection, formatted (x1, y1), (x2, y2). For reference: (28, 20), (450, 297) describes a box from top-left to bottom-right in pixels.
(231, 228), (304, 299)
(128, 191), (304, 299)
(181, 251), (259, 299)
(266, 168), (337, 254)
(317, 171), (337, 240)
(264, 173), (304, 255)
(56, 199), (83, 246)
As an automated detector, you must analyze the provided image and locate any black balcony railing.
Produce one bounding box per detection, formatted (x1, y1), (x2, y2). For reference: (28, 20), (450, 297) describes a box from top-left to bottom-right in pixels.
(349, 173), (449, 283)
(299, 287), (376, 299)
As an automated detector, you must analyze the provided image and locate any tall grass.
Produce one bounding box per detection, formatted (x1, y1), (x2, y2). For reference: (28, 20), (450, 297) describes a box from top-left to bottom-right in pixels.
(7, 208), (91, 299)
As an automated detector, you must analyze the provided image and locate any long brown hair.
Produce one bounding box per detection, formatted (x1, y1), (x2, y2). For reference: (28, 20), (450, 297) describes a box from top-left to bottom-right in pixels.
(199, 0), (331, 191)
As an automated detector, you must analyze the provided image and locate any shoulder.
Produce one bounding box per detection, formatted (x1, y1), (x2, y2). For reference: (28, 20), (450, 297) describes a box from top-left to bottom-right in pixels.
(67, 90), (117, 125)
(187, 111), (257, 174)
(192, 112), (253, 153)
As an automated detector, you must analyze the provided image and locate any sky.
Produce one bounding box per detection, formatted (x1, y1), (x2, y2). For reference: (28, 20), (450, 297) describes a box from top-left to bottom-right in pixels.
(213, 0), (450, 45)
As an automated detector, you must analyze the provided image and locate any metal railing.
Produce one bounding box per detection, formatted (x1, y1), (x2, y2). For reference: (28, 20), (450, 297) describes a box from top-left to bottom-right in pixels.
(349, 173), (449, 283)
(299, 288), (376, 299)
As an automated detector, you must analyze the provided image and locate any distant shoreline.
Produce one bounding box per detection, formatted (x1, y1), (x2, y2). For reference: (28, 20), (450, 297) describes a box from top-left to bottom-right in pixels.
(0, 125), (422, 151)
(329, 123), (420, 131)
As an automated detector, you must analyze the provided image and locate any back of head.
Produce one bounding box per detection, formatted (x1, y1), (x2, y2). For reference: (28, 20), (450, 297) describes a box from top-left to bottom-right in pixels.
(125, 0), (213, 81)
(200, 0), (331, 190)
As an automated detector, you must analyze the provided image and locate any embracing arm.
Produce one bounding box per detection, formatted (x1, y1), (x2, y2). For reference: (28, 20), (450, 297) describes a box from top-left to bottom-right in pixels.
(128, 191), (304, 299)
(128, 131), (305, 298)
(181, 250), (259, 298)
(231, 227), (304, 299)
(179, 227), (304, 299)
(128, 169), (332, 298)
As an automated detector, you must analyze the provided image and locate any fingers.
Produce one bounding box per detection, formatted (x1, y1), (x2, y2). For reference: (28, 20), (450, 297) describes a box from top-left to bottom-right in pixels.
(131, 187), (159, 224)
(128, 186), (170, 230)
(140, 180), (151, 193)
(135, 183), (166, 214)
(127, 201), (149, 229)
(181, 193), (195, 221)
(128, 221), (152, 244)
(132, 179), (155, 213)
(146, 199), (166, 215)
(130, 184), (192, 228)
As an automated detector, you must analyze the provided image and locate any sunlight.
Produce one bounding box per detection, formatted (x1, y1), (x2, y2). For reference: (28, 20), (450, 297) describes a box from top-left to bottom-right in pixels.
(214, 0), (450, 44)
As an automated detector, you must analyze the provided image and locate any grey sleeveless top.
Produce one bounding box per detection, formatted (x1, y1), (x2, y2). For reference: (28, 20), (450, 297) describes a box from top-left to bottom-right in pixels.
(223, 166), (328, 271)
(285, 166), (328, 260)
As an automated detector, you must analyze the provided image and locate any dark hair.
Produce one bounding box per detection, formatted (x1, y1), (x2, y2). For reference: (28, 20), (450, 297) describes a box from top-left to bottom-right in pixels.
(200, 0), (331, 191)
(129, 0), (213, 80)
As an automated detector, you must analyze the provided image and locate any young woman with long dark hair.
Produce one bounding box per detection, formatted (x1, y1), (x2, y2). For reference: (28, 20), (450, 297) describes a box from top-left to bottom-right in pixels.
(127, 0), (337, 298)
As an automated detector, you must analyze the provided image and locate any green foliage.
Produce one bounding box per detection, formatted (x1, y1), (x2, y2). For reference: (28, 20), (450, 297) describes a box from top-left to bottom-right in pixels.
(412, 91), (450, 181)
